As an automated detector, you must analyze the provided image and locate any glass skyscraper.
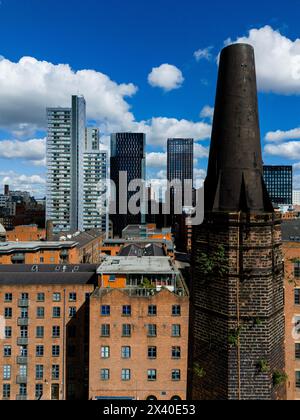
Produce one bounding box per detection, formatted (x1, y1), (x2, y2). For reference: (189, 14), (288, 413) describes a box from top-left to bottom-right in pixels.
(167, 138), (194, 185)
(263, 166), (293, 206)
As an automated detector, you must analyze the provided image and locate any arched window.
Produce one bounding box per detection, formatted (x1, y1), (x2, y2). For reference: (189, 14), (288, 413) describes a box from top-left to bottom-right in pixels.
(146, 395), (158, 401)
(171, 395), (182, 401)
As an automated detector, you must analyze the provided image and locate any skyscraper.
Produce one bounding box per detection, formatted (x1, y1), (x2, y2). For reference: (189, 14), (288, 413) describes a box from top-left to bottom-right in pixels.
(189, 44), (286, 400)
(263, 166), (293, 206)
(47, 96), (107, 233)
(110, 133), (146, 236)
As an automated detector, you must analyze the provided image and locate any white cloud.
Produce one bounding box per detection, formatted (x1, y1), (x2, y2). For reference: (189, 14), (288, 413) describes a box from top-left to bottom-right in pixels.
(227, 25), (300, 94)
(0, 55), (138, 134)
(264, 141), (300, 160)
(265, 127), (300, 142)
(195, 143), (209, 159)
(135, 117), (211, 148)
(0, 171), (46, 196)
(148, 64), (184, 91)
(200, 105), (214, 121)
(146, 152), (167, 168)
(194, 47), (213, 62)
(0, 138), (46, 166)
(194, 168), (206, 189)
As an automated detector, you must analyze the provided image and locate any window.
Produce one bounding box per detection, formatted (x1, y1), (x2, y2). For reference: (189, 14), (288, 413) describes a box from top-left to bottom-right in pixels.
(122, 324), (132, 337)
(53, 307), (61, 318)
(148, 347), (157, 359)
(101, 324), (110, 337)
(100, 369), (110, 381)
(4, 293), (12, 303)
(172, 305), (181, 316)
(37, 293), (45, 302)
(52, 346), (60, 357)
(19, 365), (27, 377)
(122, 369), (131, 381)
(53, 293), (61, 302)
(296, 371), (300, 389)
(148, 305), (157, 316)
(20, 326), (28, 338)
(172, 370), (181, 381)
(172, 347), (181, 359)
(37, 307), (45, 319)
(20, 308), (28, 319)
(4, 308), (12, 319)
(52, 326), (60, 338)
(101, 346), (110, 359)
(69, 293), (77, 302)
(35, 384), (43, 400)
(52, 365), (60, 380)
(19, 383), (27, 397)
(109, 275), (116, 282)
(122, 347), (131, 359)
(101, 306), (110, 316)
(296, 344), (300, 360)
(295, 289), (300, 305)
(3, 384), (10, 399)
(172, 325), (181, 337)
(36, 346), (44, 357)
(36, 327), (44, 339)
(3, 365), (11, 380)
(69, 307), (77, 318)
(20, 346), (27, 357)
(21, 293), (28, 300)
(148, 324), (157, 337)
(36, 365), (44, 380)
(148, 369), (157, 381)
(123, 306), (132, 316)
(4, 346), (11, 357)
(5, 327), (12, 339)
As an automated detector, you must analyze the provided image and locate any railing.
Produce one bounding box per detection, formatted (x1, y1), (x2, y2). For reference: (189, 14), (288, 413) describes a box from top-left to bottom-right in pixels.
(16, 376), (28, 385)
(17, 338), (28, 346)
(18, 300), (29, 308)
(18, 318), (29, 327)
(16, 395), (27, 401)
(16, 357), (28, 365)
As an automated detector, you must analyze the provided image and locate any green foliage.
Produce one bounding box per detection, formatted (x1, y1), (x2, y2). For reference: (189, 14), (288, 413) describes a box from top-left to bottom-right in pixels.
(197, 245), (229, 279)
(254, 318), (263, 326)
(257, 359), (270, 374)
(141, 278), (155, 290)
(194, 364), (206, 379)
(228, 327), (242, 347)
(273, 371), (288, 387)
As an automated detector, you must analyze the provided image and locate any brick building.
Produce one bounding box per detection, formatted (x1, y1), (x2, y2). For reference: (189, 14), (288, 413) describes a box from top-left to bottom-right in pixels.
(0, 265), (98, 400)
(0, 242), (79, 265)
(189, 44), (286, 400)
(89, 256), (189, 400)
(5, 225), (46, 242)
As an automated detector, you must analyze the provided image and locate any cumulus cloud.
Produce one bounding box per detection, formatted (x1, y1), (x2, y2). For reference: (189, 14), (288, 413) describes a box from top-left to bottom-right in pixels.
(135, 117), (211, 148)
(0, 171), (46, 196)
(264, 141), (300, 160)
(0, 138), (46, 166)
(265, 127), (300, 142)
(200, 105), (214, 121)
(194, 47), (213, 62)
(146, 152), (167, 168)
(227, 25), (300, 94)
(148, 64), (184, 91)
(0, 55), (138, 133)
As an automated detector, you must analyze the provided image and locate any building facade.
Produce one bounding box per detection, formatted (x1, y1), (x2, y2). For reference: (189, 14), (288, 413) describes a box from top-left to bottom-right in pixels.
(47, 97), (107, 233)
(189, 44), (286, 400)
(264, 166), (293, 206)
(89, 256), (189, 401)
(110, 133), (146, 237)
(167, 139), (194, 188)
(0, 265), (98, 400)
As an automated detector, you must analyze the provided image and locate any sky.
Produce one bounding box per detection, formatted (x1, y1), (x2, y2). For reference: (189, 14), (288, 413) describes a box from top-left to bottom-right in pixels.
(0, 0), (300, 196)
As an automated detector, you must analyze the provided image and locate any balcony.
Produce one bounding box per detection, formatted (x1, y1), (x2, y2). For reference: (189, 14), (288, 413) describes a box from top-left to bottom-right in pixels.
(16, 395), (27, 401)
(16, 376), (28, 385)
(17, 338), (28, 346)
(18, 318), (29, 327)
(18, 300), (29, 308)
(16, 357), (28, 365)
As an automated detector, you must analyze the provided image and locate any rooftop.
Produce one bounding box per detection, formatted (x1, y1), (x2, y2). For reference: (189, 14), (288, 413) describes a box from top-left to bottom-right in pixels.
(102, 239), (174, 251)
(98, 256), (178, 275)
(53, 229), (105, 247)
(282, 220), (300, 242)
(119, 243), (165, 257)
(0, 241), (77, 254)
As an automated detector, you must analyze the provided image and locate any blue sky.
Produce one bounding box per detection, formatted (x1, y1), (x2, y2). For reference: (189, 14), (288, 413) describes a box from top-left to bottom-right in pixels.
(0, 0), (300, 196)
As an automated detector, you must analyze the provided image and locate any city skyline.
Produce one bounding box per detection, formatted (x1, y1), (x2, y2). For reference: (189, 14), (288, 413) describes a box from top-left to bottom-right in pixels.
(0, 0), (300, 196)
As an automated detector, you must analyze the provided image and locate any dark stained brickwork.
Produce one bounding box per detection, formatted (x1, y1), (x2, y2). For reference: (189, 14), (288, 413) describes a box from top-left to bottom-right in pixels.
(189, 212), (286, 400)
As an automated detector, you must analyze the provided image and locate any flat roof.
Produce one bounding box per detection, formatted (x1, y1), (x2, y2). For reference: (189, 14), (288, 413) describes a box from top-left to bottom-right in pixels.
(0, 272), (97, 286)
(0, 264), (99, 273)
(0, 241), (77, 254)
(97, 256), (179, 275)
(102, 239), (174, 250)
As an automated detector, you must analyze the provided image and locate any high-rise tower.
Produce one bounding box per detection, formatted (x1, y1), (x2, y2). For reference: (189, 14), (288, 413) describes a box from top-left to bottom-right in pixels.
(189, 44), (286, 400)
